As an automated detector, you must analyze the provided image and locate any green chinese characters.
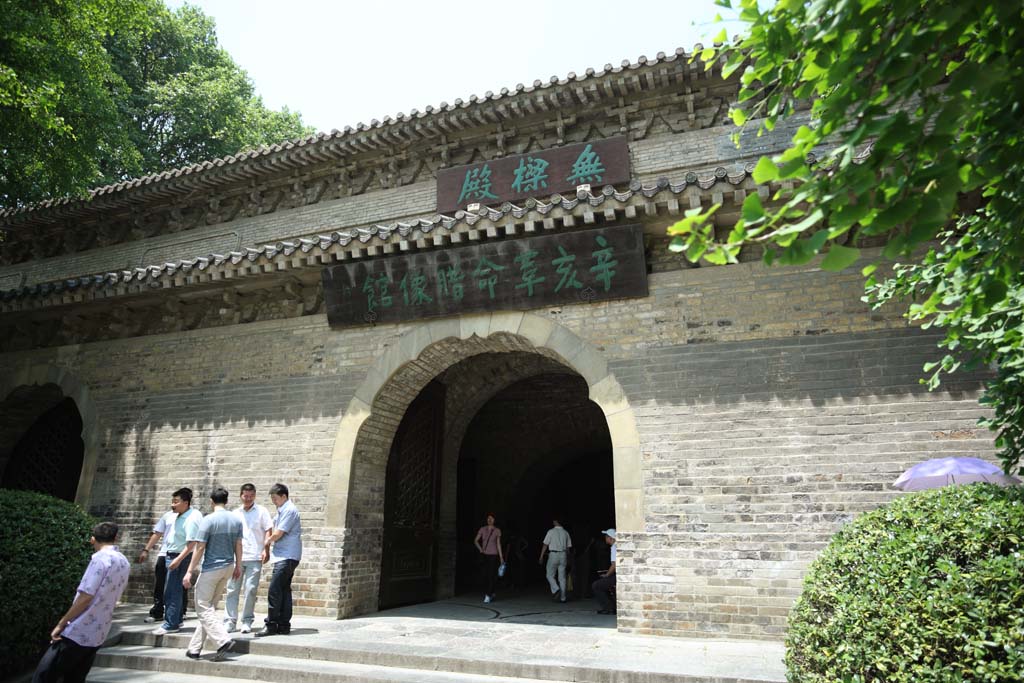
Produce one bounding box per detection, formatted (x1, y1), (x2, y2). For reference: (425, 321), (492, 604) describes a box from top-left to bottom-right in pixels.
(566, 144), (606, 185)
(362, 273), (393, 312)
(458, 164), (499, 204)
(355, 232), (620, 315)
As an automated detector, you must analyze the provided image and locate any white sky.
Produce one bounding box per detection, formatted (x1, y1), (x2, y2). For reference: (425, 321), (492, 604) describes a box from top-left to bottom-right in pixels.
(163, 0), (742, 134)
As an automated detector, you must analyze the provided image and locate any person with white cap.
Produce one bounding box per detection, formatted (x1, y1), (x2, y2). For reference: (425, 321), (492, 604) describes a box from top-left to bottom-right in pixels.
(591, 528), (617, 614)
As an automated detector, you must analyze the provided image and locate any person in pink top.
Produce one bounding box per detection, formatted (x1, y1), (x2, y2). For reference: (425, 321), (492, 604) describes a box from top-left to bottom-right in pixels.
(32, 522), (130, 683)
(473, 512), (504, 603)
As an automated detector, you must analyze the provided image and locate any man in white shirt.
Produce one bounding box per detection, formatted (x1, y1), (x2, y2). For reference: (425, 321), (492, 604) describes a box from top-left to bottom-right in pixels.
(223, 482), (273, 633)
(538, 515), (573, 603)
(136, 502), (179, 623)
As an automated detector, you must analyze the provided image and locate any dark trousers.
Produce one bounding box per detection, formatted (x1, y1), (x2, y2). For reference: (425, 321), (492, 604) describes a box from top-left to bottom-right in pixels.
(592, 574), (617, 612)
(266, 559), (298, 632)
(480, 554), (499, 596)
(32, 637), (98, 683)
(149, 555), (167, 618)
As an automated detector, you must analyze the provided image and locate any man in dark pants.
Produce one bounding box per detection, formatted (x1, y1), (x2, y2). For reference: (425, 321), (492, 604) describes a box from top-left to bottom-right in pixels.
(257, 483), (302, 637)
(591, 528), (617, 615)
(137, 502), (183, 622)
(32, 522), (130, 683)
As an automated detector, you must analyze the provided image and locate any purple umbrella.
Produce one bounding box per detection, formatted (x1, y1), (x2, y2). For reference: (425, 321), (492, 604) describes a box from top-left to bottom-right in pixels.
(893, 456), (1021, 491)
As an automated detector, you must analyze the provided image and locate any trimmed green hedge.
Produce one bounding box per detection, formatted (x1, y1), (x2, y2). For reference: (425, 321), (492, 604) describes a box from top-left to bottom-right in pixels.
(786, 483), (1024, 682)
(0, 489), (96, 672)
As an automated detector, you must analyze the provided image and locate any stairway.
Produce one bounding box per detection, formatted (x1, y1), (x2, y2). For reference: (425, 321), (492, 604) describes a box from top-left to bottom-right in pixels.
(87, 628), (781, 683)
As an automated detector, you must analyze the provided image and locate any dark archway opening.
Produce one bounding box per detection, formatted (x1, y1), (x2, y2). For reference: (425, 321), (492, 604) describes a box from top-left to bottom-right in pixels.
(0, 390), (85, 502)
(376, 350), (616, 612)
(454, 372), (614, 599)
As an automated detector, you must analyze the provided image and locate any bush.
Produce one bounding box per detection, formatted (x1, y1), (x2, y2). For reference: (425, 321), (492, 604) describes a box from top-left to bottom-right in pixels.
(0, 489), (96, 672)
(786, 483), (1024, 682)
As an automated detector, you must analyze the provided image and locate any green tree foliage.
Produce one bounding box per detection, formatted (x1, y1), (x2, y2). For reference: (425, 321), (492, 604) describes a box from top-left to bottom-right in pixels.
(670, 0), (1024, 474)
(0, 489), (96, 672)
(0, 0), (148, 205)
(787, 484), (1024, 682)
(105, 1), (312, 174)
(0, 0), (314, 207)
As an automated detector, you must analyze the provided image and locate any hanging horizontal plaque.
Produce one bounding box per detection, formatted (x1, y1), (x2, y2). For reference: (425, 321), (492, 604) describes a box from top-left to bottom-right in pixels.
(436, 137), (631, 214)
(323, 224), (647, 329)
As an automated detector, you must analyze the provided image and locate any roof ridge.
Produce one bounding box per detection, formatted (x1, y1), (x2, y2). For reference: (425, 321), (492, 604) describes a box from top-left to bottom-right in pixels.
(1, 45), (711, 220)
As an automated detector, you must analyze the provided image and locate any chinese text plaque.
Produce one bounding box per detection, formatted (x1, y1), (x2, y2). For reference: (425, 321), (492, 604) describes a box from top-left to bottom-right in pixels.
(323, 224), (647, 329)
(436, 137), (631, 214)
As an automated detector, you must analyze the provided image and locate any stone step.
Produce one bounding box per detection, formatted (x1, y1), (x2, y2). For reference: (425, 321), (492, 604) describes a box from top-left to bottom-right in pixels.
(87, 666), (254, 682)
(111, 632), (779, 683)
(93, 645), (575, 683)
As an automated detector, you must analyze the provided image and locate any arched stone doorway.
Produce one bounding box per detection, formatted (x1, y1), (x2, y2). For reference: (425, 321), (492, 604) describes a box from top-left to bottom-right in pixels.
(0, 366), (100, 505)
(325, 312), (642, 618)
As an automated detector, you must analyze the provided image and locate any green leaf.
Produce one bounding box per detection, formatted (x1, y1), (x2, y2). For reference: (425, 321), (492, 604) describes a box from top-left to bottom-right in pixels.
(669, 236), (686, 253)
(752, 156), (779, 183)
(868, 199), (919, 233)
(742, 192), (765, 222)
(821, 245), (861, 271)
(983, 280), (1008, 307)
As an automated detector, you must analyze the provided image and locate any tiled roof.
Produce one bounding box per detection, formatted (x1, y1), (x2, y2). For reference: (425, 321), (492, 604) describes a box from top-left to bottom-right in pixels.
(0, 166), (759, 311)
(0, 47), (709, 226)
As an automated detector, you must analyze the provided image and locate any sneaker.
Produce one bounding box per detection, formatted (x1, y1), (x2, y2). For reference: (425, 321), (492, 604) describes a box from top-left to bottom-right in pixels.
(152, 626), (180, 636)
(551, 592), (561, 602)
(144, 616), (158, 623)
(255, 627), (277, 637)
(483, 594), (491, 603)
(239, 623), (252, 634)
(213, 640), (235, 662)
(225, 621), (237, 633)
(185, 650), (201, 660)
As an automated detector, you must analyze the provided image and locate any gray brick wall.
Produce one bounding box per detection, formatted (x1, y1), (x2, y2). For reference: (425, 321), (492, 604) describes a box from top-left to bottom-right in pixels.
(610, 329), (990, 638)
(0, 251), (992, 637)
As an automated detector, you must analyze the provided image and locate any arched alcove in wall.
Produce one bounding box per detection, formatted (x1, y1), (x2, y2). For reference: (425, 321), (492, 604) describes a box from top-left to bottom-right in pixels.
(0, 365), (100, 505)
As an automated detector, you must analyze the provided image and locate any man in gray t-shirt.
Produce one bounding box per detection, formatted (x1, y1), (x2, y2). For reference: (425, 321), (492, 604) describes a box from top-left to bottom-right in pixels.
(182, 486), (242, 660)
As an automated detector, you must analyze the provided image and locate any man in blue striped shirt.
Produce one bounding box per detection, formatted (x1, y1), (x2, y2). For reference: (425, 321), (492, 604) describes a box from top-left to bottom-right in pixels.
(256, 483), (302, 637)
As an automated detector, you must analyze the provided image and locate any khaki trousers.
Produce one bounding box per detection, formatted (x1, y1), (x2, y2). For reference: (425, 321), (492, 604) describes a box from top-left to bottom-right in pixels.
(187, 564), (234, 654)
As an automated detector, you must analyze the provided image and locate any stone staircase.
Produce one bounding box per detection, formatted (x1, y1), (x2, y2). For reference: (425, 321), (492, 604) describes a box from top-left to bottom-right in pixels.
(87, 628), (782, 683)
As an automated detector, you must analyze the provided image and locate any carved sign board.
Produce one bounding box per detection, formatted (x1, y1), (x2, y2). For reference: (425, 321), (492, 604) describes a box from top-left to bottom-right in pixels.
(436, 137), (631, 214)
(323, 224), (647, 329)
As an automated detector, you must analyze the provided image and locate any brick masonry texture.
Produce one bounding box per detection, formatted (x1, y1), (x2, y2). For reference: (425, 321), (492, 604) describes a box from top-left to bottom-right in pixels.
(0, 252), (992, 638)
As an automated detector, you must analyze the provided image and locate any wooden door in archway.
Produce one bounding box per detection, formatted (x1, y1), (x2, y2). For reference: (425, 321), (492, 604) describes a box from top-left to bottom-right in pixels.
(379, 380), (445, 609)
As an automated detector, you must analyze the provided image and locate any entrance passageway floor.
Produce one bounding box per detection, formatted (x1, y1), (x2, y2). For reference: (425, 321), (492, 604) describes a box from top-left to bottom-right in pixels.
(84, 603), (787, 682)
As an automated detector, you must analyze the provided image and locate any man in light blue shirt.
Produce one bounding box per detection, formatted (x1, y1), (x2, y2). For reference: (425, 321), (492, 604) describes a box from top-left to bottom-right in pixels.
(154, 487), (202, 635)
(256, 483), (302, 637)
(182, 486), (242, 661)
